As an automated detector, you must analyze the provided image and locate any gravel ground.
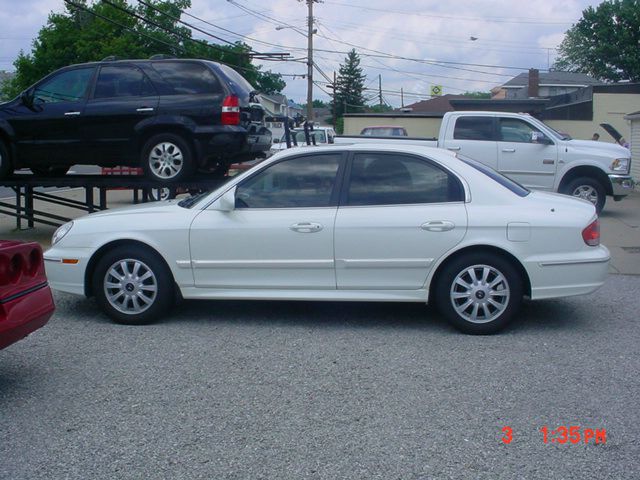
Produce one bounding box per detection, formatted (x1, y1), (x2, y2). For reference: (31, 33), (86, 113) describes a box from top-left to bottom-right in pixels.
(1, 274), (639, 480)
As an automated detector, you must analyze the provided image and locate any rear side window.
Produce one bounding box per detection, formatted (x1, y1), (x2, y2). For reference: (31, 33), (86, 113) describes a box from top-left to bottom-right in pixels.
(94, 65), (156, 99)
(453, 116), (495, 141)
(458, 154), (530, 197)
(346, 153), (464, 206)
(152, 62), (222, 94)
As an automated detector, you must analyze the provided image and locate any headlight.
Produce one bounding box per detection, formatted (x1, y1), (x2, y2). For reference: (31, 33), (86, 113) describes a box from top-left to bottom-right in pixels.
(52, 221), (73, 245)
(611, 158), (630, 173)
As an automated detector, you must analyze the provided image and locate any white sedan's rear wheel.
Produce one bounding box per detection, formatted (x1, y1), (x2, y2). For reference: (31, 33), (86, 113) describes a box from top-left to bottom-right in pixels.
(435, 253), (523, 334)
(92, 245), (174, 325)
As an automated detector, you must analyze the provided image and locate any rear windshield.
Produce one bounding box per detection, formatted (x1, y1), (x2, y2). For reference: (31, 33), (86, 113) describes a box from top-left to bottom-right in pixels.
(457, 154), (530, 197)
(151, 61), (222, 95)
(217, 63), (255, 94)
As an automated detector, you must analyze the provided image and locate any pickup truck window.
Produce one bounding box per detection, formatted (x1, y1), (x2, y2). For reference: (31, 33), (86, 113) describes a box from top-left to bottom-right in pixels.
(453, 117), (495, 141)
(346, 153), (464, 206)
(499, 118), (543, 143)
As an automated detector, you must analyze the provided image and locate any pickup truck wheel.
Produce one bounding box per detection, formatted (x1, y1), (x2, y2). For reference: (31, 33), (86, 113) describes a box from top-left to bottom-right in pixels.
(562, 177), (606, 213)
(142, 134), (194, 183)
(435, 253), (523, 335)
(92, 245), (174, 325)
(0, 141), (13, 179)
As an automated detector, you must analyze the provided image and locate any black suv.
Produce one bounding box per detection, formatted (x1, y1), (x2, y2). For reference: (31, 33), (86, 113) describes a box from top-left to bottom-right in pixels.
(0, 58), (271, 183)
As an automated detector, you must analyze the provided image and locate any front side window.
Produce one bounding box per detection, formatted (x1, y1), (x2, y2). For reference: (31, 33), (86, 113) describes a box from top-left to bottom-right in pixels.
(499, 118), (543, 143)
(236, 154), (341, 208)
(152, 62), (222, 95)
(346, 153), (464, 206)
(33, 67), (94, 104)
(453, 116), (495, 141)
(94, 65), (156, 99)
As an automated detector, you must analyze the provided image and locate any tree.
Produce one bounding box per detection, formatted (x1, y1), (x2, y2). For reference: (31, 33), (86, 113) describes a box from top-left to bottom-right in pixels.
(333, 49), (366, 118)
(554, 0), (640, 82)
(1, 0), (285, 98)
(462, 91), (491, 99)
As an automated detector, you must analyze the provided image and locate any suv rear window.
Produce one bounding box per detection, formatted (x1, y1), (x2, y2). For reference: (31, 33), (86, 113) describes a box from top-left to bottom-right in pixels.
(152, 61), (222, 95)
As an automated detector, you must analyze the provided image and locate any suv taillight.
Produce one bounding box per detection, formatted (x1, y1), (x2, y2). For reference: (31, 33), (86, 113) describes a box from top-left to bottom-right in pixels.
(582, 218), (600, 246)
(222, 95), (240, 125)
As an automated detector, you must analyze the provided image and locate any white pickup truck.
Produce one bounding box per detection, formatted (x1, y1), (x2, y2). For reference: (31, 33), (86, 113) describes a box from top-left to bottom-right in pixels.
(336, 111), (634, 212)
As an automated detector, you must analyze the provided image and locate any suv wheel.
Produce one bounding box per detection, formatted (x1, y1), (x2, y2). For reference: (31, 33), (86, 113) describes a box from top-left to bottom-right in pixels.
(435, 253), (523, 335)
(142, 133), (194, 183)
(562, 176), (606, 213)
(0, 141), (14, 179)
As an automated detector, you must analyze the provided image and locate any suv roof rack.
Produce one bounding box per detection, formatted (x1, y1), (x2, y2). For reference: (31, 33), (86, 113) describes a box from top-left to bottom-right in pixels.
(149, 54), (176, 60)
(101, 55), (120, 61)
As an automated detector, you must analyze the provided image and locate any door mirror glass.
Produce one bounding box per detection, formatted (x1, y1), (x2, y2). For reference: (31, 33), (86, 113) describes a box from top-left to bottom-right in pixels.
(531, 131), (552, 144)
(211, 187), (236, 212)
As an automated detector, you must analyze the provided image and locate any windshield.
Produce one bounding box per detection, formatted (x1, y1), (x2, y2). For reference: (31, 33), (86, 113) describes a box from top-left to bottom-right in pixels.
(178, 191), (210, 209)
(457, 154), (530, 197)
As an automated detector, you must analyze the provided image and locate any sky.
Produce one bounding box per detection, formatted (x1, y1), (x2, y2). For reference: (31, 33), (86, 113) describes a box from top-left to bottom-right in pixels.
(0, 0), (605, 107)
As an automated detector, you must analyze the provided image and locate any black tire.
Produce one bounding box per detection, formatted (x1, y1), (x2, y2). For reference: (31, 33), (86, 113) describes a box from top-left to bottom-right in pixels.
(30, 166), (70, 177)
(149, 187), (176, 201)
(0, 141), (14, 179)
(434, 253), (523, 335)
(92, 245), (175, 325)
(141, 133), (194, 183)
(561, 176), (606, 213)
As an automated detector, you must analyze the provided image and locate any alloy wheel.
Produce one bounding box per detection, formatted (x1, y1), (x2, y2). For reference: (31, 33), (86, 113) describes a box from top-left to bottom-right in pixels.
(450, 264), (510, 324)
(103, 259), (158, 315)
(148, 142), (184, 179)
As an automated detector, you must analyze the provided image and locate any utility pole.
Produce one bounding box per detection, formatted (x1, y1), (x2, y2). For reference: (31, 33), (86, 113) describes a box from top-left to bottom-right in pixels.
(401, 88), (404, 108)
(306, 0), (315, 122)
(332, 71), (337, 127)
(378, 74), (383, 107)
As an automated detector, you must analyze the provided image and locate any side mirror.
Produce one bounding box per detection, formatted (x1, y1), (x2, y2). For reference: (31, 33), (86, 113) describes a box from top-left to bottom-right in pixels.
(531, 131), (552, 145)
(20, 89), (34, 108)
(210, 187), (236, 212)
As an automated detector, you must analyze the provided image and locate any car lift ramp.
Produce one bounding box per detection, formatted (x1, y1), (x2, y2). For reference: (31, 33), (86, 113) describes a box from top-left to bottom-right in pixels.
(0, 174), (228, 229)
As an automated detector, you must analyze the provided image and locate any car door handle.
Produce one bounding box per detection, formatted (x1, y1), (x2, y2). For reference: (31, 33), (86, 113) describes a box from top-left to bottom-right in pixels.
(64, 111), (81, 116)
(290, 222), (323, 233)
(543, 159), (555, 165)
(502, 148), (516, 152)
(421, 221), (455, 232)
(136, 107), (154, 112)
(447, 146), (461, 151)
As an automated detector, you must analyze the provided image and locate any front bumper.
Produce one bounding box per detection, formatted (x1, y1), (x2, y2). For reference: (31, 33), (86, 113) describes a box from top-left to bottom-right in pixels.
(608, 174), (635, 196)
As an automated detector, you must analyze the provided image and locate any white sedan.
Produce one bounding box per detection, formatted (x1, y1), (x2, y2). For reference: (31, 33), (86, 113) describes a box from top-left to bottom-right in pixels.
(44, 144), (609, 334)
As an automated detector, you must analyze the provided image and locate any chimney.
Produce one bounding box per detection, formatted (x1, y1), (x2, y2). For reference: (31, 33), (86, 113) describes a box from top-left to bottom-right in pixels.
(528, 68), (539, 98)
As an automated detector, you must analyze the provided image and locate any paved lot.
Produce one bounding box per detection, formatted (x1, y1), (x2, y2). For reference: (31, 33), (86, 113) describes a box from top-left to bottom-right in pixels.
(1, 188), (639, 479)
(1, 274), (639, 480)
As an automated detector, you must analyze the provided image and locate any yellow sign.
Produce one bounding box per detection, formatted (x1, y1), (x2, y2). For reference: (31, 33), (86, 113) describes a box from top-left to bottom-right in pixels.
(430, 85), (443, 96)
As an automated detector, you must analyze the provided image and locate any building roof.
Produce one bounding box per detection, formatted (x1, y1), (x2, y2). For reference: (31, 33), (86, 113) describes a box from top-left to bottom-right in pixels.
(260, 93), (287, 105)
(401, 94), (468, 113)
(502, 71), (600, 88)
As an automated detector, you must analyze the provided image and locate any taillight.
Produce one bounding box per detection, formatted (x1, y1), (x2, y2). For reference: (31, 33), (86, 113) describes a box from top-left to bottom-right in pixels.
(222, 95), (240, 125)
(582, 218), (600, 246)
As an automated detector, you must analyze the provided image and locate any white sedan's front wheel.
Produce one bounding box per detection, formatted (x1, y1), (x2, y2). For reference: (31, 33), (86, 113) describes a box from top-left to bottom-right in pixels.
(92, 246), (174, 325)
(435, 253), (523, 334)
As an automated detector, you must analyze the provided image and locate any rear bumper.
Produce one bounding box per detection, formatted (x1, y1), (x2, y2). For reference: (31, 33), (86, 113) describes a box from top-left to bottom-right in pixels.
(608, 174), (635, 196)
(0, 284), (55, 350)
(525, 246), (610, 300)
(193, 124), (272, 164)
